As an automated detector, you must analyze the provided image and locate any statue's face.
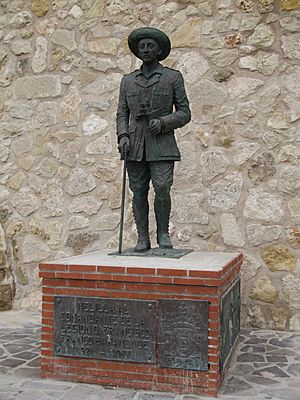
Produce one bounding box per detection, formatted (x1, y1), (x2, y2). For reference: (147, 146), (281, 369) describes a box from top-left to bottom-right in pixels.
(137, 38), (161, 62)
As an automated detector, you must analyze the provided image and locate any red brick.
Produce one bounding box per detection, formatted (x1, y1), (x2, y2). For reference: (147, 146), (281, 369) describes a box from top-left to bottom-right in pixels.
(41, 349), (53, 356)
(39, 271), (56, 279)
(68, 265), (96, 273)
(42, 326), (54, 333)
(42, 287), (55, 294)
(40, 263), (66, 271)
(83, 273), (113, 281)
(56, 272), (84, 280)
(42, 303), (53, 311)
(41, 333), (54, 341)
(126, 267), (156, 275)
(157, 268), (187, 276)
(43, 278), (68, 287)
(71, 280), (97, 288)
(97, 266), (126, 273)
(141, 276), (173, 284)
(185, 285), (219, 295)
(42, 318), (53, 326)
(189, 270), (222, 279)
(41, 310), (54, 318)
(112, 275), (143, 283)
(96, 281), (126, 290)
(173, 277), (221, 286)
(42, 295), (54, 303)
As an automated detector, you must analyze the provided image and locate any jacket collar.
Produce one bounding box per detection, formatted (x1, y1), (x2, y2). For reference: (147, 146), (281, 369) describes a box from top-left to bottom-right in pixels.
(134, 63), (163, 88)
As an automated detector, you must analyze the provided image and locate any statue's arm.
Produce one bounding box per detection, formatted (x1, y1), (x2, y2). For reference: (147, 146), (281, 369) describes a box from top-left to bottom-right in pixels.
(159, 72), (191, 133)
(116, 77), (130, 142)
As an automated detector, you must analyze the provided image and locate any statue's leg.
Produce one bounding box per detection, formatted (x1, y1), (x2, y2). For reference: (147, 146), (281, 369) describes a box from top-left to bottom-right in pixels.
(151, 161), (174, 249)
(127, 160), (151, 252)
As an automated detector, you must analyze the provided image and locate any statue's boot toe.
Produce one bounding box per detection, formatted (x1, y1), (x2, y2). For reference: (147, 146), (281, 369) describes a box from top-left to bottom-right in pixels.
(134, 239), (151, 252)
(158, 233), (173, 249)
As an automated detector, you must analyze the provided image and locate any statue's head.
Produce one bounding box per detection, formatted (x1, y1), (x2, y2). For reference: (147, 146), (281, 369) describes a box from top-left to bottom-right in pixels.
(128, 27), (171, 61)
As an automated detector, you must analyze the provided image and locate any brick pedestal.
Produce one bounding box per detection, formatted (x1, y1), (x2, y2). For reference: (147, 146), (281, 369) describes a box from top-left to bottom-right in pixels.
(40, 250), (242, 397)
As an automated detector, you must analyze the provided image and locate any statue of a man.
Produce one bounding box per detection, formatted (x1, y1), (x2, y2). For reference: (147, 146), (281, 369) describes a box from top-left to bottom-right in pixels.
(116, 27), (191, 252)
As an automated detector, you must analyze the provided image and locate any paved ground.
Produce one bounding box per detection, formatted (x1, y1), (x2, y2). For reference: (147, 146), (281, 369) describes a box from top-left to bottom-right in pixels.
(0, 311), (300, 400)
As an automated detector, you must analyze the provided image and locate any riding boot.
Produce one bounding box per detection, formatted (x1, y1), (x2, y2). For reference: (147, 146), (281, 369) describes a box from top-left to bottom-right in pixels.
(132, 196), (151, 252)
(154, 195), (173, 249)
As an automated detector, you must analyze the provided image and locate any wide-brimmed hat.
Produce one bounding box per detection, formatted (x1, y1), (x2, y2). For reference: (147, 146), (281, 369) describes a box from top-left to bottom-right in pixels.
(128, 27), (171, 61)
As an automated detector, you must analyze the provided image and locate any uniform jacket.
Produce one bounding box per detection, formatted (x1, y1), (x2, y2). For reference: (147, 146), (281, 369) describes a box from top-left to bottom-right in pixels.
(116, 63), (191, 162)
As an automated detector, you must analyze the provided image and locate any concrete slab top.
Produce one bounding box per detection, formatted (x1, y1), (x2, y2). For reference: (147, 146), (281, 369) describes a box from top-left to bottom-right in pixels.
(47, 250), (242, 272)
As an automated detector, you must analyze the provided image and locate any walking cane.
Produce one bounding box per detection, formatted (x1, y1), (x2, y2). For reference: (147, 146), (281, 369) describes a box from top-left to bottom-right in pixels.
(118, 144), (128, 254)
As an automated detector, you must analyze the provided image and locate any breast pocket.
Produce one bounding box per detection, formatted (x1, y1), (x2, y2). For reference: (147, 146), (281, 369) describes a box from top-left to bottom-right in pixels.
(126, 91), (140, 110)
(153, 88), (173, 111)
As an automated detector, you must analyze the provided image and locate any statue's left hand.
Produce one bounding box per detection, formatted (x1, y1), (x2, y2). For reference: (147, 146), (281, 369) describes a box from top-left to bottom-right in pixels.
(148, 119), (162, 135)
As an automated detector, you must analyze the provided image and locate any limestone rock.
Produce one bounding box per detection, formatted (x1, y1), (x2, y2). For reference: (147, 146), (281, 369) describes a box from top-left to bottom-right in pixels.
(283, 95), (300, 122)
(134, 3), (153, 23)
(256, 0), (274, 12)
(66, 231), (100, 254)
(282, 274), (300, 310)
(83, 73), (122, 96)
(10, 40), (32, 56)
(0, 141), (10, 162)
(37, 157), (58, 178)
(241, 254), (261, 282)
(46, 220), (63, 250)
(69, 196), (102, 216)
(240, 13), (261, 31)
(212, 121), (234, 148)
(193, 79), (228, 106)
(205, 49), (239, 67)
(228, 76), (264, 99)
(239, 52), (279, 75)
(170, 18), (202, 48)
(277, 166), (300, 195)
(88, 38), (121, 55)
(235, 101), (257, 124)
(51, 29), (77, 51)
(52, 130), (80, 143)
(86, 133), (112, 155)
(22, 236), (50, 263)
(60, 140), (81, 167)
(262, 244), (297, 272)
(234, 142), (260, 165)
(201, 150), (228, 181)
(11, 189), (39, 217)
(0, 58), (16, 87)
(8, 171), (26, 190)
(94, 158), (120, 182)
(37, 102), (58, 126)
(32, 36), (47, 73)
(86, 0), (106, 18)
(250, 276), (278, 303)
(177, 227), (192, 242)
(107, 0), (131, 15)
(8, 103), (33, 120)
(286, 227), (300, 248)
(176, 52), (209, 84)
(214, 69), (234, 83)
(69, 216), (90, 230)
(10, 12), (32, 28)
(87, 56), (115, 72)
(245, 305), (266, 329)
(14, 75), (61, 99)
(69, 5), (83, 19)
(95, 212), (120, 230)
(220, 213), (244, 247)
(244, 188), (283, 222)
(61, 86), (81, 127)
(248, 152), (276, 183)
(267, 111), (288, 129)
(262, 131), (280, 149)
(174, 194), (208, 224)
(247, 224), (281, 246)
(280, 16), (300, 32)
(41, 184), (64, 217)
(280, 0), (300, 10)
(247, 23), (275, 48)
(281, 34), (300, 60)
(198, 0), (213, 15)
(278, 144), (300, 163)
(83, 114), (108, 136)
(66, 168), (96, 196)
(280, 66), (300, 97)
(290, 314), (300, 331)
(156, 2), (178, 18)
(12, 135), (33, 156)
(29, 0), (49, 16)
(208, 171), (243, 210)
(288, 198), (300, 217)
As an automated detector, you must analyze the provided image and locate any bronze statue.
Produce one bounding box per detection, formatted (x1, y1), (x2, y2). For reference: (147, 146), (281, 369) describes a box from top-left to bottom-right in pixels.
(116, 27), (191, 252)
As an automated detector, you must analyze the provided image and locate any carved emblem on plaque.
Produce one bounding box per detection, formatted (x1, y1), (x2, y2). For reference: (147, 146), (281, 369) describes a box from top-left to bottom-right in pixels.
(157, 299), (208, 371)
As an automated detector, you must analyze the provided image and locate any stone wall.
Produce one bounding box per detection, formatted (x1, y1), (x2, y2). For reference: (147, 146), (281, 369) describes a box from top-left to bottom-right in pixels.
(0, 0), (299, 330)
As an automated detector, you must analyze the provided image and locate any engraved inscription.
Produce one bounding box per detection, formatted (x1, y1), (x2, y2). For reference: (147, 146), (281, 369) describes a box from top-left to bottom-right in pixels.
(54, 297), (156, 363)
(221, 279), (240, 369)
(158, 299), (208, 371)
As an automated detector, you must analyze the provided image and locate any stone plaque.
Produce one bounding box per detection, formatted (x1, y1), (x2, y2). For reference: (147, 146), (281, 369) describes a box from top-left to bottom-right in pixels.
(157, 299), (208, 371)
(54, 296), (157, 363)
(221, 279), (240, 369)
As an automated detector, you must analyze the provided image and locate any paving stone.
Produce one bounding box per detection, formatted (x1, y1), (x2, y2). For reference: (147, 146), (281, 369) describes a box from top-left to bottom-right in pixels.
(12, 351), (38, 361)
(270, 337), (300, 348)
(4, 344), (35, 354)
(12, 367), (40, 378)
(0, 358), (27, 368)
(244, 338), (269, 344)
(262, 387), (300, 400)
(266, 355), (288, 362)
(26, 357), (40, 367)
(136, 393), (177, 400)
(253, 366), (290, 378)
(221, 376), (254, 395)
(287, 363), (300, 376)
(237, 353), (265, 362)
(246, 375), (279, 386)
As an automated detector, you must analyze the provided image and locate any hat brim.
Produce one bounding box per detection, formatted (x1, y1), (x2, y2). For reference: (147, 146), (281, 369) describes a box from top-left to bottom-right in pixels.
(128, 27), (171, 61)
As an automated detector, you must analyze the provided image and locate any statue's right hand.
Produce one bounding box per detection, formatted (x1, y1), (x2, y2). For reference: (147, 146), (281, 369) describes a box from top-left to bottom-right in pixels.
(118, 136), (130, 157)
